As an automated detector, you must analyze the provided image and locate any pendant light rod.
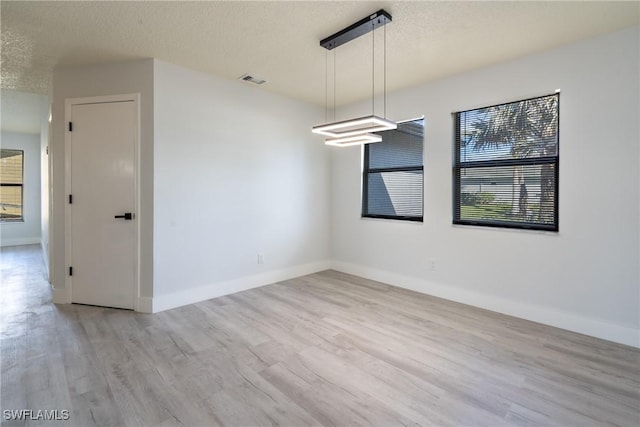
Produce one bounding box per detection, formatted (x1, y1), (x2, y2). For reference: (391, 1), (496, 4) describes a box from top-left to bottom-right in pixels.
(320, 9), (392, 50)
(384, 22), (387, 119)
(371, 21), (375, 116)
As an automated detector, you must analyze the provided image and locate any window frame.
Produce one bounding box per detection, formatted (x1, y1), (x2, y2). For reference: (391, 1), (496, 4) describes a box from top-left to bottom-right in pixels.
(362, 118), (424, 222)
(453, 94), (559, 232)
(0, 149), (25, 223)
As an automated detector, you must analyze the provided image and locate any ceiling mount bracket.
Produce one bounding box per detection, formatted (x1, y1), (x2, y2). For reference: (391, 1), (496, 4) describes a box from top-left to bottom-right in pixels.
(320, 9), (392, 50)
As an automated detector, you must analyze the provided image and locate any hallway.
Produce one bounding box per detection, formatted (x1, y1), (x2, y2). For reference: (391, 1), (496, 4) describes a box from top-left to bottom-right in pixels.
(1, 245), (67, 421)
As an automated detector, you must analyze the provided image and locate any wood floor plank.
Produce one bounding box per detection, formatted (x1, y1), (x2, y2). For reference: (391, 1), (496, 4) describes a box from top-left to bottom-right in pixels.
(260, 356), (417, 427)
(1, 245), (639, 426)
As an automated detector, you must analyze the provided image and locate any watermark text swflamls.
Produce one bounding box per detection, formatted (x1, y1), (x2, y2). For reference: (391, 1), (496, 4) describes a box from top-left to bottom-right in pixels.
(3, 409), (70, 421)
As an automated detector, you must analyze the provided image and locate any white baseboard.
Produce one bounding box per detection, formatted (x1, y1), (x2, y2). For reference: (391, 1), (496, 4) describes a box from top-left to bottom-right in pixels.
(51, 286), (68, 304)
(51, 291), (155, 313)
(137, 297), (153, 313)
(0, 237), (41, 247)
(40, 240), (50, 282)
(151, 260), (331, 313)
(330, 260), (640, 348)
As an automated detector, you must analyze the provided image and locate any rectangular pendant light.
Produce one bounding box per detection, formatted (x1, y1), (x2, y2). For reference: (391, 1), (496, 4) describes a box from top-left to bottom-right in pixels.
(312, 115), (397, 138)
(314, 10), (394, 147)
(325, 133), (382, 147)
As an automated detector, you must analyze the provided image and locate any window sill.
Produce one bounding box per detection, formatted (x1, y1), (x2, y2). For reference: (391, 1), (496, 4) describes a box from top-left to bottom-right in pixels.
(361, 214), (423, 223)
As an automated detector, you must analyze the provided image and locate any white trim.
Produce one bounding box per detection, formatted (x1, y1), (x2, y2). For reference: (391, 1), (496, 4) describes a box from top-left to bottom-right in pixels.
(152, 260), (331, 313)
(132, 96), (142, 312)
(48, 115), (54, 289)
(64, 93), (141, 311)
(137, 297), (153, 314)
(396, 115), (425, 124)
(451, 89), (560, 114)
(0, 237), (41, 247)
(40, 239), (50, 281)
(64, 97), (72, 304)
(52, 286), (68, 304)
(330, 261), (640, 348)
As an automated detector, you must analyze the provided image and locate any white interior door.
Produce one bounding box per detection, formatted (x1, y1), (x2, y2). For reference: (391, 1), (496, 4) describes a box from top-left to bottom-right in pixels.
(67, 98), (137, 309)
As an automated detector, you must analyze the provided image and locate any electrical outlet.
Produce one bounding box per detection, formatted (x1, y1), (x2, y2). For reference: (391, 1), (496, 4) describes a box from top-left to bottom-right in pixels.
(257, 253), (264, 264)
(430, 258), (436, 271)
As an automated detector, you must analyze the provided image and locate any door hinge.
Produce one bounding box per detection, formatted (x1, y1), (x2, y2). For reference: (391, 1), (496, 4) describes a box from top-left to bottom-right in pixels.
(68, 122), (73, 132)
(69, 266), (73, 276)
(68, 194), (73, 204)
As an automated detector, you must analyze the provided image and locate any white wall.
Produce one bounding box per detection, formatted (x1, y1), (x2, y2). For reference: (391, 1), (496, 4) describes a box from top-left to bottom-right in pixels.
(330, 26), (640, 347)
(51, 60), (154, 304)
(0, 132), (41, 246)
(152, 60), (330, 311)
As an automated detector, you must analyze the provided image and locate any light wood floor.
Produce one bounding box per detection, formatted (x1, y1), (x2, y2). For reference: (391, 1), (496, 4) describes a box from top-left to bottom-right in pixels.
(1, 245), (639, 427)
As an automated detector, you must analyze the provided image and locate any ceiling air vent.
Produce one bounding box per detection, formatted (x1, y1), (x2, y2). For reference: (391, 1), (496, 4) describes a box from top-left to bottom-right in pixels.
(239, 74), (267, 85)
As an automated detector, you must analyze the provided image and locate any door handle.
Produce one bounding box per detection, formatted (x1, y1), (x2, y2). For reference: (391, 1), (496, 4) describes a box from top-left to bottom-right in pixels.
(114, 213), (133, 220)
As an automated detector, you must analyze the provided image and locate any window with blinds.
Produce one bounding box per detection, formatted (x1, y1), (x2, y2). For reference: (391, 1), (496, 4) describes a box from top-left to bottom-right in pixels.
(0, 149), (24, 222)
(362, 118), (424, 221)
(454, 93), (559, 231)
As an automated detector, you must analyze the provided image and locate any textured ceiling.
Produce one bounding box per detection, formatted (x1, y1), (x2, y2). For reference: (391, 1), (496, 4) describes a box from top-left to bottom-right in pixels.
(1, 1), (639, 108)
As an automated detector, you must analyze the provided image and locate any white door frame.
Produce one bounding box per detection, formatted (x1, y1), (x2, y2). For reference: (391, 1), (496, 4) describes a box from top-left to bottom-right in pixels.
(64, 93), (142, 310)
